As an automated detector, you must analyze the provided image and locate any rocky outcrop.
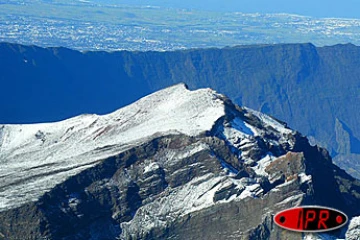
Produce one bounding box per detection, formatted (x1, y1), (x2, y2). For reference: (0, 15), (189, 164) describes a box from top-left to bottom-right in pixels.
(1, 130), (356, 239)
(1, 86), (360, 239)
(0, 131), (357, 240)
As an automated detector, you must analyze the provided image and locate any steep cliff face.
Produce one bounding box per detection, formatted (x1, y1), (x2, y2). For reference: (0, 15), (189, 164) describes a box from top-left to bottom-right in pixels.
(1, 43), (360, 178)
(0, 84), (359, 239)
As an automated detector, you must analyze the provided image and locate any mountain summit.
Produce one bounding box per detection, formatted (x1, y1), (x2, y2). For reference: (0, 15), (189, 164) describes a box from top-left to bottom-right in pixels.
(0, 83), (225, 211)
(0, 84), (360, 239)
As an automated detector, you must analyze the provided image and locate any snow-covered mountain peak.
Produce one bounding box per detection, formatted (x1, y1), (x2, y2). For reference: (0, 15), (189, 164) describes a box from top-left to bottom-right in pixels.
(0, 83), (228, 211)
(0, 83), (223, 150)
(1, 84), (360, 240)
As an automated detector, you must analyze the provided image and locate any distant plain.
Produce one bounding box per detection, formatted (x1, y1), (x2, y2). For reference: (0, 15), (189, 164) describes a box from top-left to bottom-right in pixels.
(1, 0), (360, 51)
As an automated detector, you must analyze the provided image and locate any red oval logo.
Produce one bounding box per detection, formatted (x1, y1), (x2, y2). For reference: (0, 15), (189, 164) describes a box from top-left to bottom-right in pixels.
(274, 206), (348, 232)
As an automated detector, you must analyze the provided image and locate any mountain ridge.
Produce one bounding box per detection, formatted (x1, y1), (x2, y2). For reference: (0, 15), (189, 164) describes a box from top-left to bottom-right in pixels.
(1, 84), (360, 239)
(1, 42), (360, 178)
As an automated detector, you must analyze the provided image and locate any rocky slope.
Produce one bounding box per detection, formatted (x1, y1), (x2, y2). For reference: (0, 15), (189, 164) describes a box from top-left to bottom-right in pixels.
(1, 42), (360, 179)
(1, 84), (360, 239)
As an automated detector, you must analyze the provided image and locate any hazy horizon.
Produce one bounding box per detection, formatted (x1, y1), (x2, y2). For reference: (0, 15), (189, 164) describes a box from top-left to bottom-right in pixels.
(116, 0), (360, 19)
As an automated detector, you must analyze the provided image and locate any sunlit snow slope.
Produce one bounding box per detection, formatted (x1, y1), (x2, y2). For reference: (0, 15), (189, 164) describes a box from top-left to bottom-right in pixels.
(0, 84), (225, 211)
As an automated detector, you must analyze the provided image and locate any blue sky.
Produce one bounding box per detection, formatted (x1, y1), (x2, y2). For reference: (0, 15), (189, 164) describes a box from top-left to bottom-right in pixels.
(120, 0), (360, 18)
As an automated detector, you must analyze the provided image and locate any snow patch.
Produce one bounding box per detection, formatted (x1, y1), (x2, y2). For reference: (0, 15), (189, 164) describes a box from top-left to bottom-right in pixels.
(298, 172), (312, 184)
(175, 142), (209, 160)
(304, 233), (342, 240)
(251, 153), (274, 176)
(144, 162), (160, 174)
(237, 184), (263, 199)
(346, 216), (360, 240)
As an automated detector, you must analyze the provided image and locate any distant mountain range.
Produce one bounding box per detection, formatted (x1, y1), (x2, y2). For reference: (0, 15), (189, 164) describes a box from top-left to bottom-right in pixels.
(1, 84), (360, 239)
(1, 42), (360, 179)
